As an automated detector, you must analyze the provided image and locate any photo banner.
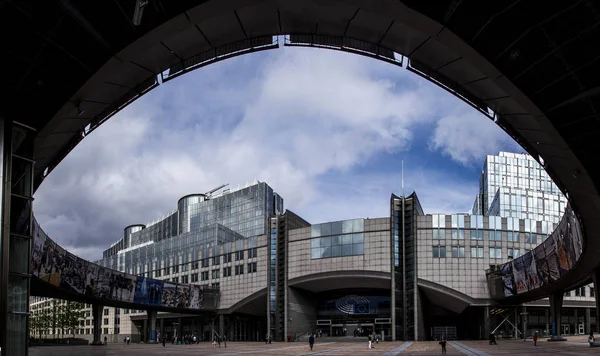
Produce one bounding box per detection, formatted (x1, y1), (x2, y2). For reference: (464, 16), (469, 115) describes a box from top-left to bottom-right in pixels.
(498, 203), (582, 297)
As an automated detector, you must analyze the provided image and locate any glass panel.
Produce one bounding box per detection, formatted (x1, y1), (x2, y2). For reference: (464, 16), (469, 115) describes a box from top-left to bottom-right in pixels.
(321, 223), (332, 236)
(341, 235), (352, 245)
(353, 219), (364, 232)
(321, 247), (331, 258)
(311, 239), (320, 249)
(352, 233), (363, 244)
(311, 248), (320, 259)
(352, 243), (364, 255)
(432, 215), (439, 228)
(439, 247), (446, 258)
(451, 215), (458, 228)
(9, 236), (29, 274)
(331, 221), (343, 235)
(342, 220), (353, 233)
(331, 235), (341, 246)
(331, 246), (342, 257)
(7, 313), (27, 356)
(458, 215), (465, 228)
(342, 245), (353, 256)
(311, 224), (321, 238)
(8, 275), (28, 312)
(321, 236), (331, 247)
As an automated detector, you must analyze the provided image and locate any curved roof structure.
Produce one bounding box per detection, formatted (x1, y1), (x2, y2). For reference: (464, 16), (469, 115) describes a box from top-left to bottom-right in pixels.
(3, 1), (599, 302)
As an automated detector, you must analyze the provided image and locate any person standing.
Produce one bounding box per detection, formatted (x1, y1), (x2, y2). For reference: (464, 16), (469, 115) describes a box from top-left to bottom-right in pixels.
(309, 333), (315, 351)
(533, 331), (538, 346)
(162, 335), (166, 347)
(439, 333), (447, 355)
(368, 334), (372, 349)
(223, 334), (227, 347)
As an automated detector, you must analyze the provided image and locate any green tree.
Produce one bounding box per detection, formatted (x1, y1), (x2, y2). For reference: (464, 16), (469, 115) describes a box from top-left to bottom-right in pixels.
(57, 301), (85, 338)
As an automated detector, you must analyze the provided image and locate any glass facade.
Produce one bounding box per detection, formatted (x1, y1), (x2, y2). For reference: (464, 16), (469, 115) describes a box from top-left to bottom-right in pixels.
(310, 219), (364, 259)
(472, 152), (566, 224)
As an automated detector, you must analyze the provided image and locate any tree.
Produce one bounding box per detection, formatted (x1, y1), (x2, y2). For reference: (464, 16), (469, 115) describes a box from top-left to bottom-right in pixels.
(57, 301), (85, 338)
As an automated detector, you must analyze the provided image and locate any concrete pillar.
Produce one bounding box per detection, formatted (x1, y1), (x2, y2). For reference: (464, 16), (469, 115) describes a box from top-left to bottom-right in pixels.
(548, 293), (566, 341)
(593, 269), (600, 333)
(160, 318), (164, 340)
(522, 306), (527, 340)
(219, 314), (225, 338)
(143, 318), (148, 342)
(91, 304), (104, 345)
(586, 308), (591, 335)
(484, 306), (491, 339)
(147, 310), (157, 342)
(574, 309), (579, 335)
(545, 308), (550, 336)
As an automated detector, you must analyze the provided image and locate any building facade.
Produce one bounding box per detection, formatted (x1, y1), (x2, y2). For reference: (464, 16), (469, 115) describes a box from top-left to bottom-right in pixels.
(30, 154), (594, 343)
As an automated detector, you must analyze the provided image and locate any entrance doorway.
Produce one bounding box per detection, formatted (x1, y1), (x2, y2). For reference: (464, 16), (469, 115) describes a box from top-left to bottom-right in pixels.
(561, 324), (570, 335)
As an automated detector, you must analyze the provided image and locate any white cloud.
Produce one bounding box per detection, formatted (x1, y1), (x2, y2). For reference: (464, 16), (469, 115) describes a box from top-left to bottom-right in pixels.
(33, 47), (518, 261)
(429, 111), (521, 166)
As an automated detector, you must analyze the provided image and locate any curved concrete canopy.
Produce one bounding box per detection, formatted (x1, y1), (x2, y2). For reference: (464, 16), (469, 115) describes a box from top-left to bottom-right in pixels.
(222, 288), (267, 316)
(288, 271), (390, 293)
(4, 1), (600, 303)
(417, 279), (492, 315)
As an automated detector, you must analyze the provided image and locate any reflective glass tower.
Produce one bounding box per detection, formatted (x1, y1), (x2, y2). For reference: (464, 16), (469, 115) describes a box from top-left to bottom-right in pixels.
(471, 152), (566, 224)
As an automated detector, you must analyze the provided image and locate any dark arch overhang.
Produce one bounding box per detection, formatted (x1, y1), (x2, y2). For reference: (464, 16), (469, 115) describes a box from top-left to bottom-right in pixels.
(288, 271), (390, 293)
(417, 278), (494, 315)
(4, 0), (599, 303)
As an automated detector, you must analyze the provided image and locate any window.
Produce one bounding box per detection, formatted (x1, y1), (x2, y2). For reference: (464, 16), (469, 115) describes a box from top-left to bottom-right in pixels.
(507, 248), (520, 259)
(525, 233), (536, 244)
(181, 275), (189, 284)
(172, 277), (179, 283)
(201, 258), (209, 268)
(310, 233), (364, 259)
(103, 318), (109, 325)
(247, 248), (258, 258)
(470, 247), (484, 258)
(155, 269), (162, 277)
(591, 287), (595, 297)
(192, 261), (199, 270)
(470, 229), (483, 240)
(247, 262), (257, 273)
(235, 265), (244, 275)
(104, 328), (108, 334)
(104, 309), (109, 316)
(433, 229), (446, 240)
(489, 248), (502, 259)
(575, 288), (581, 297)
(489, 230), (502, 241)
(433, 246), (446, 258)
(224, 253), (232, 263)
(191, 273), (199, 283)
(223, 266), (232, 277)
(451, 247), (465, 258)
(172, 265), (179, 274)
(507, 231), (520, 242)
(212, 269), (220, 279)
(451, 229), (464, 240)
(235, 250), (244, 261)
(212, 255), (220, 266)
(201, 271), (209, 281)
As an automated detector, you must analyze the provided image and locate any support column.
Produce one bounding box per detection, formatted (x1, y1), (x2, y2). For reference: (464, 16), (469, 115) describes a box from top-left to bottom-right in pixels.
(587, 308), (591, 335)
(574, 309), (579, 335)
(1, 120), (35, 356)
(483, 306), (491, 340)
(219, 314), (225, 339)
(92, 304), (104, 345)
(143, 319), (148, 342)
(147, 310), (157, 343)
(593, 269), (600, 333)
(548, 293), (566, 341)
(160, 318), (164, 340)
(545, 308), (550, 336)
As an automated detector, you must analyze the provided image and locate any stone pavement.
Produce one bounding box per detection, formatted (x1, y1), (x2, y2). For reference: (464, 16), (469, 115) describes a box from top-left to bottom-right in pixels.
(28, 339), (600, 356)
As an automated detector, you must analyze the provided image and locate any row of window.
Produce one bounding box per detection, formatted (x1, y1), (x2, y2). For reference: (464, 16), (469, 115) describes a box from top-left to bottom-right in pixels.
(432, 247), (526, 259)
(170, 263), (259, 283)
(311, 219), (364, 238)
(431, 229), (540, 243)
(152, 248), (258, 277)
(432, 213), (540, 232)
(310, 233), (365, 259)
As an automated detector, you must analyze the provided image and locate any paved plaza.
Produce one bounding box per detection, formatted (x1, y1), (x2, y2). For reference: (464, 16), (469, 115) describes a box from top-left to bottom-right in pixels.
(27, 337), (600, 355)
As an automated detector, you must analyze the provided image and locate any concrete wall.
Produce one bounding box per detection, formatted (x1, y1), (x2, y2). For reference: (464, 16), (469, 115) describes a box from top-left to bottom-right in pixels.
(287, 287), (317, 337)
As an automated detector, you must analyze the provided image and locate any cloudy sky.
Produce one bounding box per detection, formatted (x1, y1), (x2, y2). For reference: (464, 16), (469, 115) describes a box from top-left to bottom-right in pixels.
(33, 46), (521, 261)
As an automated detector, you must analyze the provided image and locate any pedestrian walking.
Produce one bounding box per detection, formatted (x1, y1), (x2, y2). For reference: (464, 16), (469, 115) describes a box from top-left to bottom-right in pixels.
(533, 331), (538, 346)
(223, 334), (227, 347)
(368, 334), (372, 349)
(439, 333), (447, 355)
(309, 333), (315, 351)
(162, 335), (166, 347)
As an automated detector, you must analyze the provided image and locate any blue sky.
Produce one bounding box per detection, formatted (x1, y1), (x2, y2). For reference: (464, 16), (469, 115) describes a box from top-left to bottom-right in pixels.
(33, 46), (521, 261)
